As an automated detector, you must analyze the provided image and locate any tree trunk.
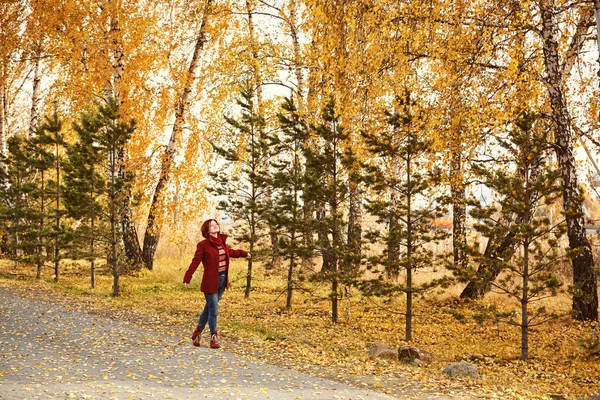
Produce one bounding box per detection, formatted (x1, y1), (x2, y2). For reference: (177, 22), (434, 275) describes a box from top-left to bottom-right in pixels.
(289, 0), (314, 269)
(461, 159), (544, 299)
(316, 207), (336, 321)
(331, 190), (340, 324)
(302, 196), (314, 270)
(406, 155), (413, 342)
(286, 239), (294, 309)
(267, 220), (281, 268)
(13, 231), (19, 270)
(387, 191), (400, 281)
(317, 209), (333, 272)
(99, 0), (143, 268)
(0, 79), (5, 157)
(29, 46), (42, 138)
(110, 146), (119, 297)
(289, 0), (304, 103)
(287, 169), (300, 309)
(521, 242), (529, 361)
(595, 0), (600, 88)
(521, 177), (532, 362)
(247, 0), (280, 269)
(109, 11), (123, 101)
(331, 129), (341, 324)
(461, 229), (517, 299)
(347, 178), (362, 274)
(100, 0), (124, 100)
(540, 1), (598, 321)
(451, 150), (467, 271)
(91, 216), (95, 289)
(387, 151), (401, 281)
(37, 170), (45, 279)
(54, 141), (60, 283)
(143, 0), (213, 269)
(332, 277), (338, 323)
(122, 205), (143, 266)
(245, 240), (254, 298)
(245, 0), (262, 109)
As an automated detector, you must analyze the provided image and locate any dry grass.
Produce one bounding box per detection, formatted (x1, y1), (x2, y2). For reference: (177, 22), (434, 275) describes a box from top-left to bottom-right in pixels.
(0, 258), (598, 400)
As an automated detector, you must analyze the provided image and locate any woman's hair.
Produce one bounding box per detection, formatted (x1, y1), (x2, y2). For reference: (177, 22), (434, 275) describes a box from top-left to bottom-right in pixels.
(200, 219), (219, 238)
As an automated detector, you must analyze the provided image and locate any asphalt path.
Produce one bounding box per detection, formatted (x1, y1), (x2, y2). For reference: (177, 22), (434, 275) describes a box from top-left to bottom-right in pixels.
(0, 287), (398, 400)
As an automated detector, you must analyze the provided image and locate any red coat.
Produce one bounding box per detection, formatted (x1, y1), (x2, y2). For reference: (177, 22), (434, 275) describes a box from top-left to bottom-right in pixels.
(183, 234), (248, 293)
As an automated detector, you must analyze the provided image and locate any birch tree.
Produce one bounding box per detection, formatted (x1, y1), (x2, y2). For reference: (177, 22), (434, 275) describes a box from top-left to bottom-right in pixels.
(538, 0), (598, 321)
(143, 0), (214, 269)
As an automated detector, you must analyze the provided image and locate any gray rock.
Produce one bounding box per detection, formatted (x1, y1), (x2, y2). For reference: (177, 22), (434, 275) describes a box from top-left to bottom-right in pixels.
(398, 345), (434, 364)
(368, 343), (398, 360)
(586, 394), (600, 400)
(442, 361), (478, 379)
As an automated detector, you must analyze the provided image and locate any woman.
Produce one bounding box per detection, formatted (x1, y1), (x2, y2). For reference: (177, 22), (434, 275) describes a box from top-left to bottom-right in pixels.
(183, 219), (250, 348)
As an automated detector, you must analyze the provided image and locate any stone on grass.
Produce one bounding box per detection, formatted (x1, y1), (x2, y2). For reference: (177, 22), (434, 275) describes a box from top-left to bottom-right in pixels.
(442, 361), (478, 379)
(587, 394), (600, 400)
(368, 343), (398, 360)
(411, 358), (423, 366)
(398, 346), (434, 364)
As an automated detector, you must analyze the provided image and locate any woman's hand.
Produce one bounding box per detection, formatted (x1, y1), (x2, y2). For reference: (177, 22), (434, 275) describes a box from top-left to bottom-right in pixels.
(246, 253), (251, 259)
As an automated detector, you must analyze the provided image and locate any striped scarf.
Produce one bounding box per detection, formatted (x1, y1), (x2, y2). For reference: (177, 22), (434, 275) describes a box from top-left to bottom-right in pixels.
(217, 244), (227, 275)
(210, 235), (227, 275)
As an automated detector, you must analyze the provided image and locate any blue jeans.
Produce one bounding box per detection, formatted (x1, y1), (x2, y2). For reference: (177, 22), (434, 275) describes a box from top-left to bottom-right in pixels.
(197, 275), (226, 334)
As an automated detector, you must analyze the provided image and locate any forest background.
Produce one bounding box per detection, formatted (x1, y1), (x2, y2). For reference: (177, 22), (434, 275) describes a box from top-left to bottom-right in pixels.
(1, 0), (600, 399)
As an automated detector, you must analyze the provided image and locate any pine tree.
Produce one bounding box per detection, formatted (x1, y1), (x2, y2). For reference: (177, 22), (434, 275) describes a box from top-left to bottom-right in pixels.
(34, 108), (67, 282)
(270, 97), (310, 309)
(467, 110), (564, 360)
(304, 97), (357, 323)
(26, 130), (54, 279)
(360, 91), (448, 342)
(65, 98), (135, 296)
(64, 105), (109, 289)
(98, 98), (135, 297)
(0, 136), (37, 270)
(209, 87), (272, 298)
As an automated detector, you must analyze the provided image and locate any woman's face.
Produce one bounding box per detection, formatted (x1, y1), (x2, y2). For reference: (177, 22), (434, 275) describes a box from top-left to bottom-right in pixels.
(209, 220), (220, 235)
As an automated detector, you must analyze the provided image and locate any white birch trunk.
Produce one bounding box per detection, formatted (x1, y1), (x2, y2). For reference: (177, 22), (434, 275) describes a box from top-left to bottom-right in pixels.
(289, 0), (304, 104)
(143, 0), (213, 269)
(100, 0), (144, 267)
(0, 77), (6, 156)
(245, 0), (263, 110)
(596, 0), (600, 52)
(100, 0), (123, 102)
(540, 0), (598, 321)
(562, 7), (594, 78)
(110, 11), (124, 102)
(29, 45), (43, 138)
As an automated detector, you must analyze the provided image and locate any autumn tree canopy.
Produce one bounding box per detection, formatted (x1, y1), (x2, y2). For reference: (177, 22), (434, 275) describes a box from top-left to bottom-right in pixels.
(1, 0), (598, 318)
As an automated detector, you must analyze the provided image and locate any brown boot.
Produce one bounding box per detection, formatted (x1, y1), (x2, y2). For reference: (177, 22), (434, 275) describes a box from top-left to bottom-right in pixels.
(210, 332), (220, 349)
(192, 328), (202, 347)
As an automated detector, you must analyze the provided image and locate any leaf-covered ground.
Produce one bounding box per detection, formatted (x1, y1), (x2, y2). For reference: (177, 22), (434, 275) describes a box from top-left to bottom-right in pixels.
(0, 286), (405, 400)
(0, 259), (597, 400)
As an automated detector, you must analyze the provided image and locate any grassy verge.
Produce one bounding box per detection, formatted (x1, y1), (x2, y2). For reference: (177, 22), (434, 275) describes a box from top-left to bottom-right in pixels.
(0, 258), (597, 400)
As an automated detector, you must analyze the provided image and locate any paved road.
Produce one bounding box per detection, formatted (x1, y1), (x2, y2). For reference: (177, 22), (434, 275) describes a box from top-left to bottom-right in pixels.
(0, 288), (397, 400)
